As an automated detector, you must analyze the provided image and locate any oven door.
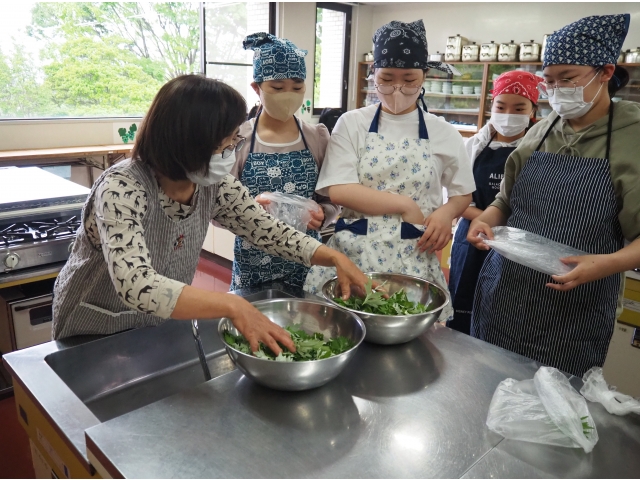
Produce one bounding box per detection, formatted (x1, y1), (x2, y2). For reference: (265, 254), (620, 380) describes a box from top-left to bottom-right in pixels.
(10, 294), (53, 350)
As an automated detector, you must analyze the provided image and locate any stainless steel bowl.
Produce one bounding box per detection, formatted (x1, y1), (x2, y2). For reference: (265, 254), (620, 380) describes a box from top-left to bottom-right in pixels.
(217, 298), (365, 391)
(322, 272), (450, 345)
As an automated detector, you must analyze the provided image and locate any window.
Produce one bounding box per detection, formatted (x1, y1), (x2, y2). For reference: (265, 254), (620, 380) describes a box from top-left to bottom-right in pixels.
(203, 2), (275, 110)
(0, 2), (201, 119)
(313, 2), (351, 115)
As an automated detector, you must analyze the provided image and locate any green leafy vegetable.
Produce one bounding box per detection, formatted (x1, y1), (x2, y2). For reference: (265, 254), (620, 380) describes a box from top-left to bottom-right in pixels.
(334, 281), (435, 315)
(223, 324), (354, 361)
(580, 416), (595, 437)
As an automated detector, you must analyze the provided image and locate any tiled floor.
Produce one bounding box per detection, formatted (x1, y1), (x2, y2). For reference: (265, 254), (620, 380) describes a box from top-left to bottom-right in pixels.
(0, 254), (233, 478)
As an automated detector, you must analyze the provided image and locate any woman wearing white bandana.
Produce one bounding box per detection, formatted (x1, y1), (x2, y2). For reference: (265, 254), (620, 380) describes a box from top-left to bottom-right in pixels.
(304, 19), (475, 325)
(468, 14), (640, 376)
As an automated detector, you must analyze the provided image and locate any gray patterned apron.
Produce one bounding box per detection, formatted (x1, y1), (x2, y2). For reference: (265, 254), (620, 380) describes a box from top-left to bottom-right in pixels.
(52, 159), (215, 339)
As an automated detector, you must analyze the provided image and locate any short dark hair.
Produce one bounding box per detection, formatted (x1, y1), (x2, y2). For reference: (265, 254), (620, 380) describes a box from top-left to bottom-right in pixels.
(132, 75), (247, 180)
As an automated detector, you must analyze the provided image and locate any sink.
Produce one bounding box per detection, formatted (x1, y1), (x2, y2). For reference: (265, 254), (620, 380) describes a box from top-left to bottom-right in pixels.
(45, 289), (294, 422)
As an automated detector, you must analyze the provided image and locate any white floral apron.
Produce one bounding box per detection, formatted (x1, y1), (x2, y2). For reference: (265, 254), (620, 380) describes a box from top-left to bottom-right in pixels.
(304, 104), (453, 323)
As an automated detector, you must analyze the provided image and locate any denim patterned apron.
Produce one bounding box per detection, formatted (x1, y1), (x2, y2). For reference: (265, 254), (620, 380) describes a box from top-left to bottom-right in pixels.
(472, 104), (623, 376)
(304, 104), (453, 323)
(448, 134), (516, 335)
(231, 112), (321, 289)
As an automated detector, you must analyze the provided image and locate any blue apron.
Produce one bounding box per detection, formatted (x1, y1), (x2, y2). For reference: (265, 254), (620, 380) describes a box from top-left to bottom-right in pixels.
(471, 104), (623, 377)
(231, 112), (321, 289)
(447, 133), (516, 334)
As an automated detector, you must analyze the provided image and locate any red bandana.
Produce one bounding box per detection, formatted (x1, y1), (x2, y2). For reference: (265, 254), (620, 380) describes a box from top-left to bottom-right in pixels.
(491, 70), (543, 105)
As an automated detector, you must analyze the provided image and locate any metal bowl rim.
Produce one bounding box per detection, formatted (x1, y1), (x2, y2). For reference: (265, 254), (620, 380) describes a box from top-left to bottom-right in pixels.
(321, 272), (451, 318)
(217, 297), (366, 363)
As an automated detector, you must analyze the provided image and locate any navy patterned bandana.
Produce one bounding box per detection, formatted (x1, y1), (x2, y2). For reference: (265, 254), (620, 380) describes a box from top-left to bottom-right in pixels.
(373, 19), (459, 75)
(243, 32), (307, 83)
(543, 14), (630, 68)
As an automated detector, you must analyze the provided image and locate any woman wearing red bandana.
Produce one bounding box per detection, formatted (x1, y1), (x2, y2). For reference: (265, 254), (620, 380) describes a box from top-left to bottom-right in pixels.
(448, 70), (542, 335)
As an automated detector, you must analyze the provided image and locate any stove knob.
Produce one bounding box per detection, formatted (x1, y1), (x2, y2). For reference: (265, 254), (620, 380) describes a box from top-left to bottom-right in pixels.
(4, 253), (20, 270)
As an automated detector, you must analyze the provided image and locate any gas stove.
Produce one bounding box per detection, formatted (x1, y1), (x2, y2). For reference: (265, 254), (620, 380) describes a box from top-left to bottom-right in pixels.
(0, 167), (90, 276)
(0, 208), (84, 274)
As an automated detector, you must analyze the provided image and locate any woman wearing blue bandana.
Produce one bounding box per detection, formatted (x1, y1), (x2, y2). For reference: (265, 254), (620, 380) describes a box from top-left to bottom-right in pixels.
(468, 14), (640, 376)
(230, 33), (340, 289)
(304, 20), (476, 324)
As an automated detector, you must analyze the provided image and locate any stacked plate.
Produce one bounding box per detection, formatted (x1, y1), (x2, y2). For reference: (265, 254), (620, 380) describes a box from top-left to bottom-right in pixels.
(452, 85), (462, 95)
(442, 82), (452, 95)
(474, 86), (482, 95)
(430, 81), (443, 93)
(462, 86), (475, 95)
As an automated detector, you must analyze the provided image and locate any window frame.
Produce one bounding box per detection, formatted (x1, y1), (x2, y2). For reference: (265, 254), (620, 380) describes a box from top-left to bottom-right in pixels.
(312, 2), (352, 116)
(200, 2), (276, 86)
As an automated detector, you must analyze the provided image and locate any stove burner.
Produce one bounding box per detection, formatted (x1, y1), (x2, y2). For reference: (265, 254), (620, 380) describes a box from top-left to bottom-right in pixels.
(0, 216), (81, 246)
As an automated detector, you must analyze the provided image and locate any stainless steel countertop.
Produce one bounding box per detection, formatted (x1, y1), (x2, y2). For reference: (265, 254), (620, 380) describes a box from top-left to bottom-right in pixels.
(84, 324), (640, 479)
(5, 283), (640, 478)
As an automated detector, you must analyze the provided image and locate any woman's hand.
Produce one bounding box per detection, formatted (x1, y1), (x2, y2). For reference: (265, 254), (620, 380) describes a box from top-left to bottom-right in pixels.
(311, 246), (370, 300)
(226, 294), (296, 354)
(418, 208), (454, 254)
(547, 254), (617, 292)
(307, 206), (324, 231)
(467, 219), (493, 250)
(255, 193), (271, 209)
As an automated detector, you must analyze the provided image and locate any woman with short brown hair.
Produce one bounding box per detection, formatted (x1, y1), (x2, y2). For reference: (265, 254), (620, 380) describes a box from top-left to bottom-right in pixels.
(52, 74), (368, 354)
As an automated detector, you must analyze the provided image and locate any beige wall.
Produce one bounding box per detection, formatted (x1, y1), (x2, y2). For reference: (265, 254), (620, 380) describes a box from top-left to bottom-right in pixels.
(369, 3), (640, 55)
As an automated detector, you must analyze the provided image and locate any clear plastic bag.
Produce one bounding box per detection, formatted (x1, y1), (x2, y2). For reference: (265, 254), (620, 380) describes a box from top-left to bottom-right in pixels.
(481, 226), (588, 276)
(580, 367), (640, 416)
(487, 367), (598, 453)
(259, 192), (320, 233)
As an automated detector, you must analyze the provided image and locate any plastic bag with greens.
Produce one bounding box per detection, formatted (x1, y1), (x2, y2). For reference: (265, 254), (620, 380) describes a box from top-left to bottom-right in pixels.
(486, 366), (598, 453)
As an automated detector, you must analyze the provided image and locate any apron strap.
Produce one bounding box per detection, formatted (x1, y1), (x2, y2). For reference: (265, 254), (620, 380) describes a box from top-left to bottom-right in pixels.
(250, 111), (310, 153)
(293, 116), (310, 151)
(534, 115), (561, 152)
(368, 103), (383, 133)
(605, 101), (614, 160)
(249, 109), (261, 154)
(368, 102), (429, 140)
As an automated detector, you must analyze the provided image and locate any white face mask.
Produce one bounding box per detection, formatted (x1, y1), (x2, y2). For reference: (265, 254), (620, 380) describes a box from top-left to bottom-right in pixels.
(260, 89), (305, 122)
(547, 71), (604, 120)
(376, 88), (421, 114)
(490, 112), (530, 137)
(186, 151), (236, 186)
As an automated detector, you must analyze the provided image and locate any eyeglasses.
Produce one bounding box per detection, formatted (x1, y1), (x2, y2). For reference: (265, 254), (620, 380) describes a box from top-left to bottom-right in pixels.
(220, 135), (246, 159)
(374, 84), (422, 95)
(537, 68), (601, 96)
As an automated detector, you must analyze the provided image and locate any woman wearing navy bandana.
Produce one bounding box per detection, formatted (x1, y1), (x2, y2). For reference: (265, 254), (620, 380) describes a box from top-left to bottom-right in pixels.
(468, 14), (640, 376)
(230, 33), (340, 289)
(304, 19), (476, 325)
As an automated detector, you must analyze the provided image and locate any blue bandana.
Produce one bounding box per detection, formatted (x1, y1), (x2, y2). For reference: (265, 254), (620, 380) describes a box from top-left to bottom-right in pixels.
(243, 32), (307, 83)
(543, 14), (630, 68)
(373, 19), (459, 75)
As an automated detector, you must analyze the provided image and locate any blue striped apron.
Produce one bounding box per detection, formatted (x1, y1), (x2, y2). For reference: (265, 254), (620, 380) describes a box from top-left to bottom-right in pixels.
(448, 133), (516, 335)
(471, 104), (623, 376)
(231, 112), (321, 289)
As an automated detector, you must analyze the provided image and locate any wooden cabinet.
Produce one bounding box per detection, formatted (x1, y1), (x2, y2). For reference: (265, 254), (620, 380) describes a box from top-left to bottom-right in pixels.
(356, 61), (640, 137)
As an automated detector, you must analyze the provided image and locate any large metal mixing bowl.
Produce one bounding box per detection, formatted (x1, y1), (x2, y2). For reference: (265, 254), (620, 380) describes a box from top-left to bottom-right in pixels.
(322, 272), (450, 345)
(218, 298), (365, 391)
